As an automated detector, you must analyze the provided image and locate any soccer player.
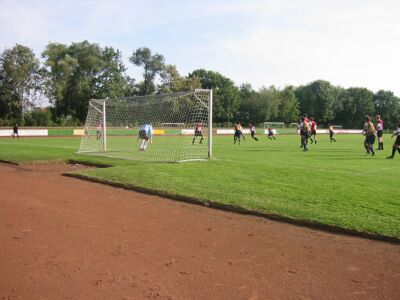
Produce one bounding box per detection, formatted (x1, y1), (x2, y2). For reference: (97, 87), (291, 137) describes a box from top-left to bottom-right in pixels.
(138, 123), (153, 151)
(328, 125), (336, 142)
(267, 127), (276, 140)
(192, 122), (204, 144)
(249, 123), (258, 141)
(362, 116), (376, 156)
(375, 115), (384, 150)
(12, 123), (19, 139)
(233, 122), (245, 145)
(386, 122), (400, 159)
(299, 117), (309, 151)
(96, 120), (103, 140)
(309, 117), (317, 144)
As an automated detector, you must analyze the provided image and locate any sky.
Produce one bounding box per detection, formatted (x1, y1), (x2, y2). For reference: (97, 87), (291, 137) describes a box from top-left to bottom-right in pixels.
(1, 0), (400, 96)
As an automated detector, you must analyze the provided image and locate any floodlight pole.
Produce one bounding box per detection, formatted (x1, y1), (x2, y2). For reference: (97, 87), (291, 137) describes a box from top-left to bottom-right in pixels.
(102, 99), (107, 151)
(208, 89), (213, 158)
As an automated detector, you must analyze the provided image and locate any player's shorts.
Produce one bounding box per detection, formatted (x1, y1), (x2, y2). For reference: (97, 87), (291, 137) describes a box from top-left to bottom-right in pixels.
(311, 130), (317, 135)
(365, 134), (376, 145)
(301, 131), (309, 138)
(395, 136), (400, 146)
(251, 131), (255, 138)
(377, 130), (383, 138)
(268, 132), (273, 136)
(329, 131), (334, 137)
(234, 130), (241, 137)
(139, 129), (149, 140)
(194, 130), (203, 137)
(13, 130), (18, 134)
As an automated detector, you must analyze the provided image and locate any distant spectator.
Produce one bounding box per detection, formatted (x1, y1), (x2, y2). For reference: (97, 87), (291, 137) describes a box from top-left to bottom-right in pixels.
(12, 124), (19, 139)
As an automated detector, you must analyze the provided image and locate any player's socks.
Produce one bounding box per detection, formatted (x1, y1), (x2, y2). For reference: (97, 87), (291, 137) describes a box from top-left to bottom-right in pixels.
(369, 145), (375, 156)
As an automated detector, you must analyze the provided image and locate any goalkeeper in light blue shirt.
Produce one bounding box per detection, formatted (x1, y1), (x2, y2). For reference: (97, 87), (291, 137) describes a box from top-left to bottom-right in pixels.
(138, 123), (153, 151)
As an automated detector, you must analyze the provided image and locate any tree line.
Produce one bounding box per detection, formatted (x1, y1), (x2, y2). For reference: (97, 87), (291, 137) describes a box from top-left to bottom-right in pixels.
(0, 42), (399, 129)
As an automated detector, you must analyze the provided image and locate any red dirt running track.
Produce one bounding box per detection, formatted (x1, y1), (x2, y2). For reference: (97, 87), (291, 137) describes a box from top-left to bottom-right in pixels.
(0, 162), (399, 299)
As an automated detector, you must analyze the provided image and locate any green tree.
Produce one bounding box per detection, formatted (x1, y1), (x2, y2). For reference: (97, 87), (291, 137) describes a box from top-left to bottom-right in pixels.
(129, 47), (165, 95)
(159, 65), (201, 93)
(94, 47), (136, 98)
(42, 41), (133, 122)
(0, 44), (40, 120)
(189, 69), (240, 125)
(295, 80), (337, 125)
(278, 86), (300, 124)
(374, 90), (400, 129)
(338, 87), (375, 128)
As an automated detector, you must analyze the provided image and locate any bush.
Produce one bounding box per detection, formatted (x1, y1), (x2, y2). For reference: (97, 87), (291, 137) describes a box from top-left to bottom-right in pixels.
(23, 111), (53, 126)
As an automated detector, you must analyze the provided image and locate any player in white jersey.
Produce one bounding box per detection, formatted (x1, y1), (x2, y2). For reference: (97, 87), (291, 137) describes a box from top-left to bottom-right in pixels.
(249, 123), (258, 141)
(386, 122), (400, 159)
(375, 115), (384, 150)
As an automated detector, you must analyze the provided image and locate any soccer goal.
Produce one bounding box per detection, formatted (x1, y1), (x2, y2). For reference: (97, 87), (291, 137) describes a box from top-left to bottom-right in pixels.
(78, 89), (213, 162)
(264, 122), (285, 129)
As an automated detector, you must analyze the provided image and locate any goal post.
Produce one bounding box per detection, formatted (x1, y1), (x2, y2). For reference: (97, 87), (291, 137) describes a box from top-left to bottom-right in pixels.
(78, 89), (213, 162)
(264, 122), (285, 129)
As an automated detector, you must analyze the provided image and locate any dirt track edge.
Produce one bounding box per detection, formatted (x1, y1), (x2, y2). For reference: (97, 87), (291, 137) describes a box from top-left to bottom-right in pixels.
(63, 172), (400, 245)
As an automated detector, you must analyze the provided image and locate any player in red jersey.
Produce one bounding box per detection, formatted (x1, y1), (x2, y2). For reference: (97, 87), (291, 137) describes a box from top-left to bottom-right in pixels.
(309, 117), (317, 144)
(192, 122), (203, 144)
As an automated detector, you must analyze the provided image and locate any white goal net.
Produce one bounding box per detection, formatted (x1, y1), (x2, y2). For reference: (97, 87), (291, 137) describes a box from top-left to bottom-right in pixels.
(78, 89), (212, 162)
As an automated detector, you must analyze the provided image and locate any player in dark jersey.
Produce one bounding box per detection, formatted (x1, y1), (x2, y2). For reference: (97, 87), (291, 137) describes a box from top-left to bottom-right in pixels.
(386, 122), (400, 159)
(192, 123), (204, 144)
(267, 127), (276, 140)
(328, 125), (336, 142)
(299, 117), (309, 151)
(12, 124), (19, 139)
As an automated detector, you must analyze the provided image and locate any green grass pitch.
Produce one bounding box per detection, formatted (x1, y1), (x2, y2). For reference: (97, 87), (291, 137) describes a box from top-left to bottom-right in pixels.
(0, 133), (398, 239)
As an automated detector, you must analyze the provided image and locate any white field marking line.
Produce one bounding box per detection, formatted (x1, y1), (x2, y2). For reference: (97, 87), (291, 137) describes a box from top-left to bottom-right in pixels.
(0, 141), (76, 149)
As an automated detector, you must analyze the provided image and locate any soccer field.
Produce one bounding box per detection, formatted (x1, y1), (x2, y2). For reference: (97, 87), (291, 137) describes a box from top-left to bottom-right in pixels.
(0, 133), (398, 238)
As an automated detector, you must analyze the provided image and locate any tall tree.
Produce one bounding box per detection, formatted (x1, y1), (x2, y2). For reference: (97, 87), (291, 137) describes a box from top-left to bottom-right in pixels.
(129, 47), (165, 95)
(0, 44), (40, 120)
(295, 80), (337, 125)
(278, 86), (300, 124)
(159, 65), (201, 93)
(42, 41), (133, 122)
(374, 90), (400, 129)
(94, 47), (136, 99)
(338, 87), (375, 128)
(189, 69), (240, 124)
